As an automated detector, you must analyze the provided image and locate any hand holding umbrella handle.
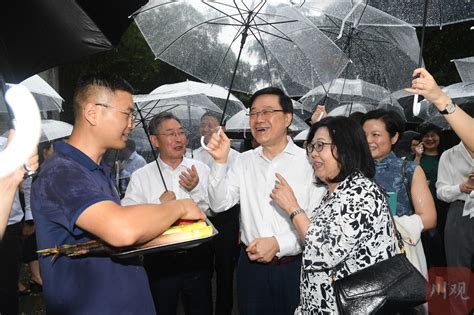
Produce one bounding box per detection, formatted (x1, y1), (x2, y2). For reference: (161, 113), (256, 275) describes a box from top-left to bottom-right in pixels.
(201, 126), (222, 151)
(317, 112), (324, 122)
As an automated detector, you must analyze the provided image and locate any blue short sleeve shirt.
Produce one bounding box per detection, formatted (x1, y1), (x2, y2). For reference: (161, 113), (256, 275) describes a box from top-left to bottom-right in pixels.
(32, 142), (155, 314)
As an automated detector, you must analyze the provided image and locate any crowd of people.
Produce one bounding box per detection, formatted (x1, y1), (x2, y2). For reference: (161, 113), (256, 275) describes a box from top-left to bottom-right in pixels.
(0, 67), (473, 315)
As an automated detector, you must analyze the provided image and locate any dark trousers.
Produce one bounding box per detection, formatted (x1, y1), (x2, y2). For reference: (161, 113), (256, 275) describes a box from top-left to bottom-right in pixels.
(236, 247), (301, 315)
(145, 244), (213, 315)
(209, 205), (240, 315)
(444, 201), (474, 315)
(422, 199), (448, 269)
(0, 223), (22, 315)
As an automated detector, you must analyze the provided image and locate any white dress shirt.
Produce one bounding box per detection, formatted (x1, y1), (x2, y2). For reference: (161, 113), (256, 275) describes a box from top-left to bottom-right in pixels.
(436, 142), (474, 217)
(121, 155), (210, 214)
(208, 139), (326, 257)
(120, 151), (147, 178)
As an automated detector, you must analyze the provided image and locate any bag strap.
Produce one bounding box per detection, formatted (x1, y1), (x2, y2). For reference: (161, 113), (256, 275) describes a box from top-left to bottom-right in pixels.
(402, 159), (413, 206)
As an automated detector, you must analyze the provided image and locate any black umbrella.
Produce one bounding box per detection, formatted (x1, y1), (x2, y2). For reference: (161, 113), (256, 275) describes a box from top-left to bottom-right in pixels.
(0, 0), (145, 179)
(0, 0), (146, 83)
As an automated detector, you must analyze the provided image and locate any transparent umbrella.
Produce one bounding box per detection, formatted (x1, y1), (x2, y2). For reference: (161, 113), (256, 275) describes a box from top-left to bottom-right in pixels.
(318, 102), (404, 119)
(2, 75), (63, 112)
(225, 108), (309, 138)
(1, 119), (72, 143)
(452, 56), (474, 82)
(39, 120), (72, 143)
(294, 128), (310, 142)
(294, 0), (421, 94)
(292, 99), (311, 120)
(380, 87), (445, 123)
(418, 82), (474, 129)
(368, 0), (474, 27)
(134, 93), (223, 150)
(132, 0), (349, 121)
(149, 80), (245, 117)
(299, 78), (392, 117)
(367, 0), (474, 113)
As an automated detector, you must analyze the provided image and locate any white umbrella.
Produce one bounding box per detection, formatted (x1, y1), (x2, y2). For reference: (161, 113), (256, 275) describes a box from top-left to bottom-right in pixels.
(3, 75), (63, 112)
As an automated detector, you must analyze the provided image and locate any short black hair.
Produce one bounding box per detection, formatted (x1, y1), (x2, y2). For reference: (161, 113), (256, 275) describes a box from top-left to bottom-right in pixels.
(148, 112), (183, 135)
(200, 111), (221, 123)
(411, 134), (422, 143)
(307, 116), (375, 184)
(348, 111), (365, 125)
(248, 87), (293, 114)
(418, 123), (442, 138)
(360, 109), (405, 141)
(418, 123), (445, 154)
(73, 72), (134, 116)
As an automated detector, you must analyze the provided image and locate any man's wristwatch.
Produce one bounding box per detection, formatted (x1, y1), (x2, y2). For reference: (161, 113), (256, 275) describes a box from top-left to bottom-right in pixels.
(438, 102), (456, 115)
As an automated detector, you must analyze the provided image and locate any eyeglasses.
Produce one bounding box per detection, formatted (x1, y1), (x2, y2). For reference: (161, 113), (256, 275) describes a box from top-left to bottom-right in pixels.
(156, 130), (187, 138)
(95, 103), (136, 121)
(247, 109), (285, 119)
(306, 141), (334, 154)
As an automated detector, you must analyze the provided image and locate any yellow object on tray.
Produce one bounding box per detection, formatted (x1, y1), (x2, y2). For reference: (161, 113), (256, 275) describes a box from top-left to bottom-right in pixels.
(163, 221), (208, 235)
(144, 222), (213, 247)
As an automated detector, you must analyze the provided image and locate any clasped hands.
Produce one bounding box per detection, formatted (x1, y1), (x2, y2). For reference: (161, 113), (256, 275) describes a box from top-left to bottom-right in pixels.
(246, 173), (300, 263)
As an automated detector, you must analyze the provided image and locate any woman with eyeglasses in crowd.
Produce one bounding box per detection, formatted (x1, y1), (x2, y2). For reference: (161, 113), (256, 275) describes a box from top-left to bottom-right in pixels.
(269, 116), (396, 314)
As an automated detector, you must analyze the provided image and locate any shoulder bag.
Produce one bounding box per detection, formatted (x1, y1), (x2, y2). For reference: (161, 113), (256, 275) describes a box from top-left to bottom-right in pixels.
(332, 187), (428, 314)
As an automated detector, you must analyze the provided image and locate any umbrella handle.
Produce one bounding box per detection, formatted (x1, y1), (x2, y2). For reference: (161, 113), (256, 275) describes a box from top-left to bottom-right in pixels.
(317, 112), (324, 122)
(200, 127), (222, 151)
(412, 94), (421, 116)
(337, 0), (363, 39)
(0, 86), (41, 178)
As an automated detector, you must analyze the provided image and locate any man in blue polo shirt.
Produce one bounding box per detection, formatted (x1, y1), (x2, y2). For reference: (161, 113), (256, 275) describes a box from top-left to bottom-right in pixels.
(31, 73), (205, 314)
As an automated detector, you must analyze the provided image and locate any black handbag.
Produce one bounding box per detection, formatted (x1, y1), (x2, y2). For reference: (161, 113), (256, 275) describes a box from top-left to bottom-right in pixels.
(332, 194), (428, 314)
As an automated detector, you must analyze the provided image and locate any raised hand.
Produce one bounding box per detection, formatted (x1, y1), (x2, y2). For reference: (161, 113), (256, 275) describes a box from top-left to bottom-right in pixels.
(179, 165), (199, 192)
(206, 128), (231, 164)
(310, 105), (327, 125)
(270, 173), (300, 215)
(415, 142), (424, 159)
(405, 68), (450, 109)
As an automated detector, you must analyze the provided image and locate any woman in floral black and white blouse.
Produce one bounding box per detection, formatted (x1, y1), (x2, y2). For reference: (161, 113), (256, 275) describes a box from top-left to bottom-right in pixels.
(271, 116), (396, 314)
